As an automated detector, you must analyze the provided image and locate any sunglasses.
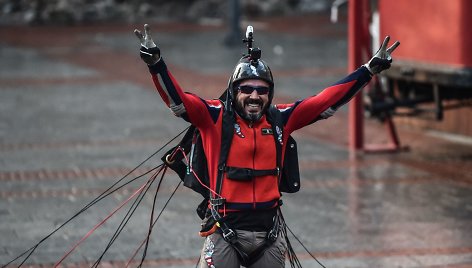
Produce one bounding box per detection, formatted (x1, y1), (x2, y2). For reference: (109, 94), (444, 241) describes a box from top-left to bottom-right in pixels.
(237, 85), (270, 95)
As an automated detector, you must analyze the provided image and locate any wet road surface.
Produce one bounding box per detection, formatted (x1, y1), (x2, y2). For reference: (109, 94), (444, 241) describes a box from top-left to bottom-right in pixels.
(1, 15), (471, 268)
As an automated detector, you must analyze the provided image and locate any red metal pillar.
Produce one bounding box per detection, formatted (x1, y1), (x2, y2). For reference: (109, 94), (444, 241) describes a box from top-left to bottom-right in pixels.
(348, 0), (365, 151)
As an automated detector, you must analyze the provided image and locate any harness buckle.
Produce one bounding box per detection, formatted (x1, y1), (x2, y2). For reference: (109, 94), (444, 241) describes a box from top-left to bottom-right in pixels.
(165, 154), (175, 165)
(210, 197), (226, 207)
(267, 212), (280, 243)
(222, 228), (237, 243)
(267, 227), (278, 242)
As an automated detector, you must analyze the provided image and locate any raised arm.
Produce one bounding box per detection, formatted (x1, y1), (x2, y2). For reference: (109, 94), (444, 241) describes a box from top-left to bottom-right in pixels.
(134, 24), (217, 127)
(281, 36), (400, 133)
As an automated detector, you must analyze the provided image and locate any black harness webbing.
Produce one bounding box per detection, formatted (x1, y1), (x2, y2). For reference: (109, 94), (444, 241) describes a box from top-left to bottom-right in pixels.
(225, 166), (279, 180)
(226, 208), (281, 267)
(208, 106), (285, 266)
(162, 103), (301, 265)
(215, 107), (235, 196)
(213, 105), (283, 199)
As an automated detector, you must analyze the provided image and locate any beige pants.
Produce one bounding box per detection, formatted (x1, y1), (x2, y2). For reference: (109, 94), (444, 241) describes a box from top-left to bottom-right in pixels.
(199, 229), (286, 268)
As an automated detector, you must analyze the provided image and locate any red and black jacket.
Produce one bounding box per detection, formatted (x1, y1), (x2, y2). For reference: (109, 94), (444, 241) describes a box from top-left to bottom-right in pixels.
(149, 58), (372, 212)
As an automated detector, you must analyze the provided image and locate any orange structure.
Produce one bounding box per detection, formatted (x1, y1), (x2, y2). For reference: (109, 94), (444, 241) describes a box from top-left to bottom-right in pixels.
(379, 0), (472, 68)
(375, 0), (472, 137)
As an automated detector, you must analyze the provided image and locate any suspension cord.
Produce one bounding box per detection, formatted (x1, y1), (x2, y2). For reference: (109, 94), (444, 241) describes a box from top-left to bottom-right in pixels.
(90, 165), (166, 268)
(54, 168), (163, 267)
(279, 213), (303, 268)
(172, 147), (223, 198)
(2, 127), (190, 268)
(3, 124), (328, 268)
(137, 165), (168, 268)
(9, 165), (162, 268)
(285, 222), (327, 268)
(125, 180), (182, 268)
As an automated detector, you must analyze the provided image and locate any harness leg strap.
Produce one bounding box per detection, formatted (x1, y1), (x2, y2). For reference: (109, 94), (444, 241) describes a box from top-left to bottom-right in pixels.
(226, 213), (281, 267)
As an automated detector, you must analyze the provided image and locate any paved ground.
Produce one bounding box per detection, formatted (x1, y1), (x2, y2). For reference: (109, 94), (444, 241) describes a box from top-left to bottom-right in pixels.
(1, 14), (471, 268)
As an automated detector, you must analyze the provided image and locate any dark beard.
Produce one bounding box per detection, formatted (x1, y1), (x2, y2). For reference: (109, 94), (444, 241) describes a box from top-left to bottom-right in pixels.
(235, 100), (264, 123)
(246, 112), (262, 122)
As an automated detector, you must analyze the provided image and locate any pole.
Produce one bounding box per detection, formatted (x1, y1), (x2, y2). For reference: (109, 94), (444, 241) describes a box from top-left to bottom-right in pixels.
(348, 0), (365, 151)
(224, 0), (242, 46)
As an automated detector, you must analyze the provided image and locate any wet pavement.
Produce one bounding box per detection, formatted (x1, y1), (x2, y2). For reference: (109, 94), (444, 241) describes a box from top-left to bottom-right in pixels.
(1, 14), (472, 268)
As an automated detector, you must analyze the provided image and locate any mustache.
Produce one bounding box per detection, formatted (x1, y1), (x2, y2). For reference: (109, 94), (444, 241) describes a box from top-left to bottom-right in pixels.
(245, 99), (263, 106)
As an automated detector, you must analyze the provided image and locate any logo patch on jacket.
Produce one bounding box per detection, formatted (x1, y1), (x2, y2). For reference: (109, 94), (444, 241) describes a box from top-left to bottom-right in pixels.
(261, 128), (273, 135)
(234, 123), (245, 138)
(276, 126), (283, 145)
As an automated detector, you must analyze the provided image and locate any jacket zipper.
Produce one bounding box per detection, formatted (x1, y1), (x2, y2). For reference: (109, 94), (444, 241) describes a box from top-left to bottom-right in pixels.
(251, 124), (257, 209)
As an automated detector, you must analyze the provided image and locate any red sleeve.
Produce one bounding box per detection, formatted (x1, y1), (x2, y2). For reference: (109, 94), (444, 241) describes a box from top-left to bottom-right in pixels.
(281, 66), (372, 134)
(148, 59), (221, 128)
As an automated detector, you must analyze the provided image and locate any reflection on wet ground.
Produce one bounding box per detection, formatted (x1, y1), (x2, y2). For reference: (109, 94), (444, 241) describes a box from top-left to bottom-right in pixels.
(0, 16), (471, 268)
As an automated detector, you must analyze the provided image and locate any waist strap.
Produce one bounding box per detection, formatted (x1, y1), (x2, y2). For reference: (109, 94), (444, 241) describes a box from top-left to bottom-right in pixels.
(224, 199), (280, 211)
(209, 199), (282, 266)
(226, 166), (279, 181)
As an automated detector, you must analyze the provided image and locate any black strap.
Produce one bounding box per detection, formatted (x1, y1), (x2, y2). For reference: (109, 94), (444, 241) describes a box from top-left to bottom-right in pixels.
(217, 106), (283, 192)
(210, 105), (285, 262)
(224, 199), (279, 210)
(225, 166), (279, 180)
(227, 208), (282, 267)
(266, 208), (281, 243)
(215, 108), (235, 197)
(267, 105), (283, 184)
(209, 198), (237, 243)
(268, 106), (302, 194)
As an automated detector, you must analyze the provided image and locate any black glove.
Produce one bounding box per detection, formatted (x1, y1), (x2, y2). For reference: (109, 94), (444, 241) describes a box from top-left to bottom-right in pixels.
(134, 24), (161, 65)
(364, 36), (400, 75)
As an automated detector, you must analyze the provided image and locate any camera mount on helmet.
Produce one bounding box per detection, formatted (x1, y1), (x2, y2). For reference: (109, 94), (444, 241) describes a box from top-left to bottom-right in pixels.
(224, 25), (275, 113)
(243, 26), (254, 54)
(231, 25), (273, 87)
(242, 25), (262, 64)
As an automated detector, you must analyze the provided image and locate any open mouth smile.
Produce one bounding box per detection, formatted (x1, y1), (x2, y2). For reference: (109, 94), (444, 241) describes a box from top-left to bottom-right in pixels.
(245, 102), (262, 113)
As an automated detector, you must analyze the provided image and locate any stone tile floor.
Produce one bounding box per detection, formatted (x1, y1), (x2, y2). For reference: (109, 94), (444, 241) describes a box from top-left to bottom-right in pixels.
(0, 14), (471, 268)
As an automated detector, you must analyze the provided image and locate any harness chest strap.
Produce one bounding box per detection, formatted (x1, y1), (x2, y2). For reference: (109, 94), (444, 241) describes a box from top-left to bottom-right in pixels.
(214, 106), (283, 201)
(225, 166), (279, 180)
(209, 106), (284, 229)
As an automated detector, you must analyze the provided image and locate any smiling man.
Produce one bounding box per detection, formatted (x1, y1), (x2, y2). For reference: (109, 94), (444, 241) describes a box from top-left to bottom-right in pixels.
(235, 80), (270, 123)
(135, 24), (399, 268)
(232, 59), (272, 123)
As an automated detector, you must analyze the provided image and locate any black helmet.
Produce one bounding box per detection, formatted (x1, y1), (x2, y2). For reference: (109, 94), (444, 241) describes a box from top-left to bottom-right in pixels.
(228, 53), (274, 103)
(222, 25), (275, 114)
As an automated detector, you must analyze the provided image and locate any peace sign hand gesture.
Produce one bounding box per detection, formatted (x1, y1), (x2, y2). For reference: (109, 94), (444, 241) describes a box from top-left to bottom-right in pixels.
(134, 24), (161, 65)
(364, 36), (400, 75)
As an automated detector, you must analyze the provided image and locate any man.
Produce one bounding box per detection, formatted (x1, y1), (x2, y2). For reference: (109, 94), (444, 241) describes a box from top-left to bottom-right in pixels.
(134, 24), (399, 268)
